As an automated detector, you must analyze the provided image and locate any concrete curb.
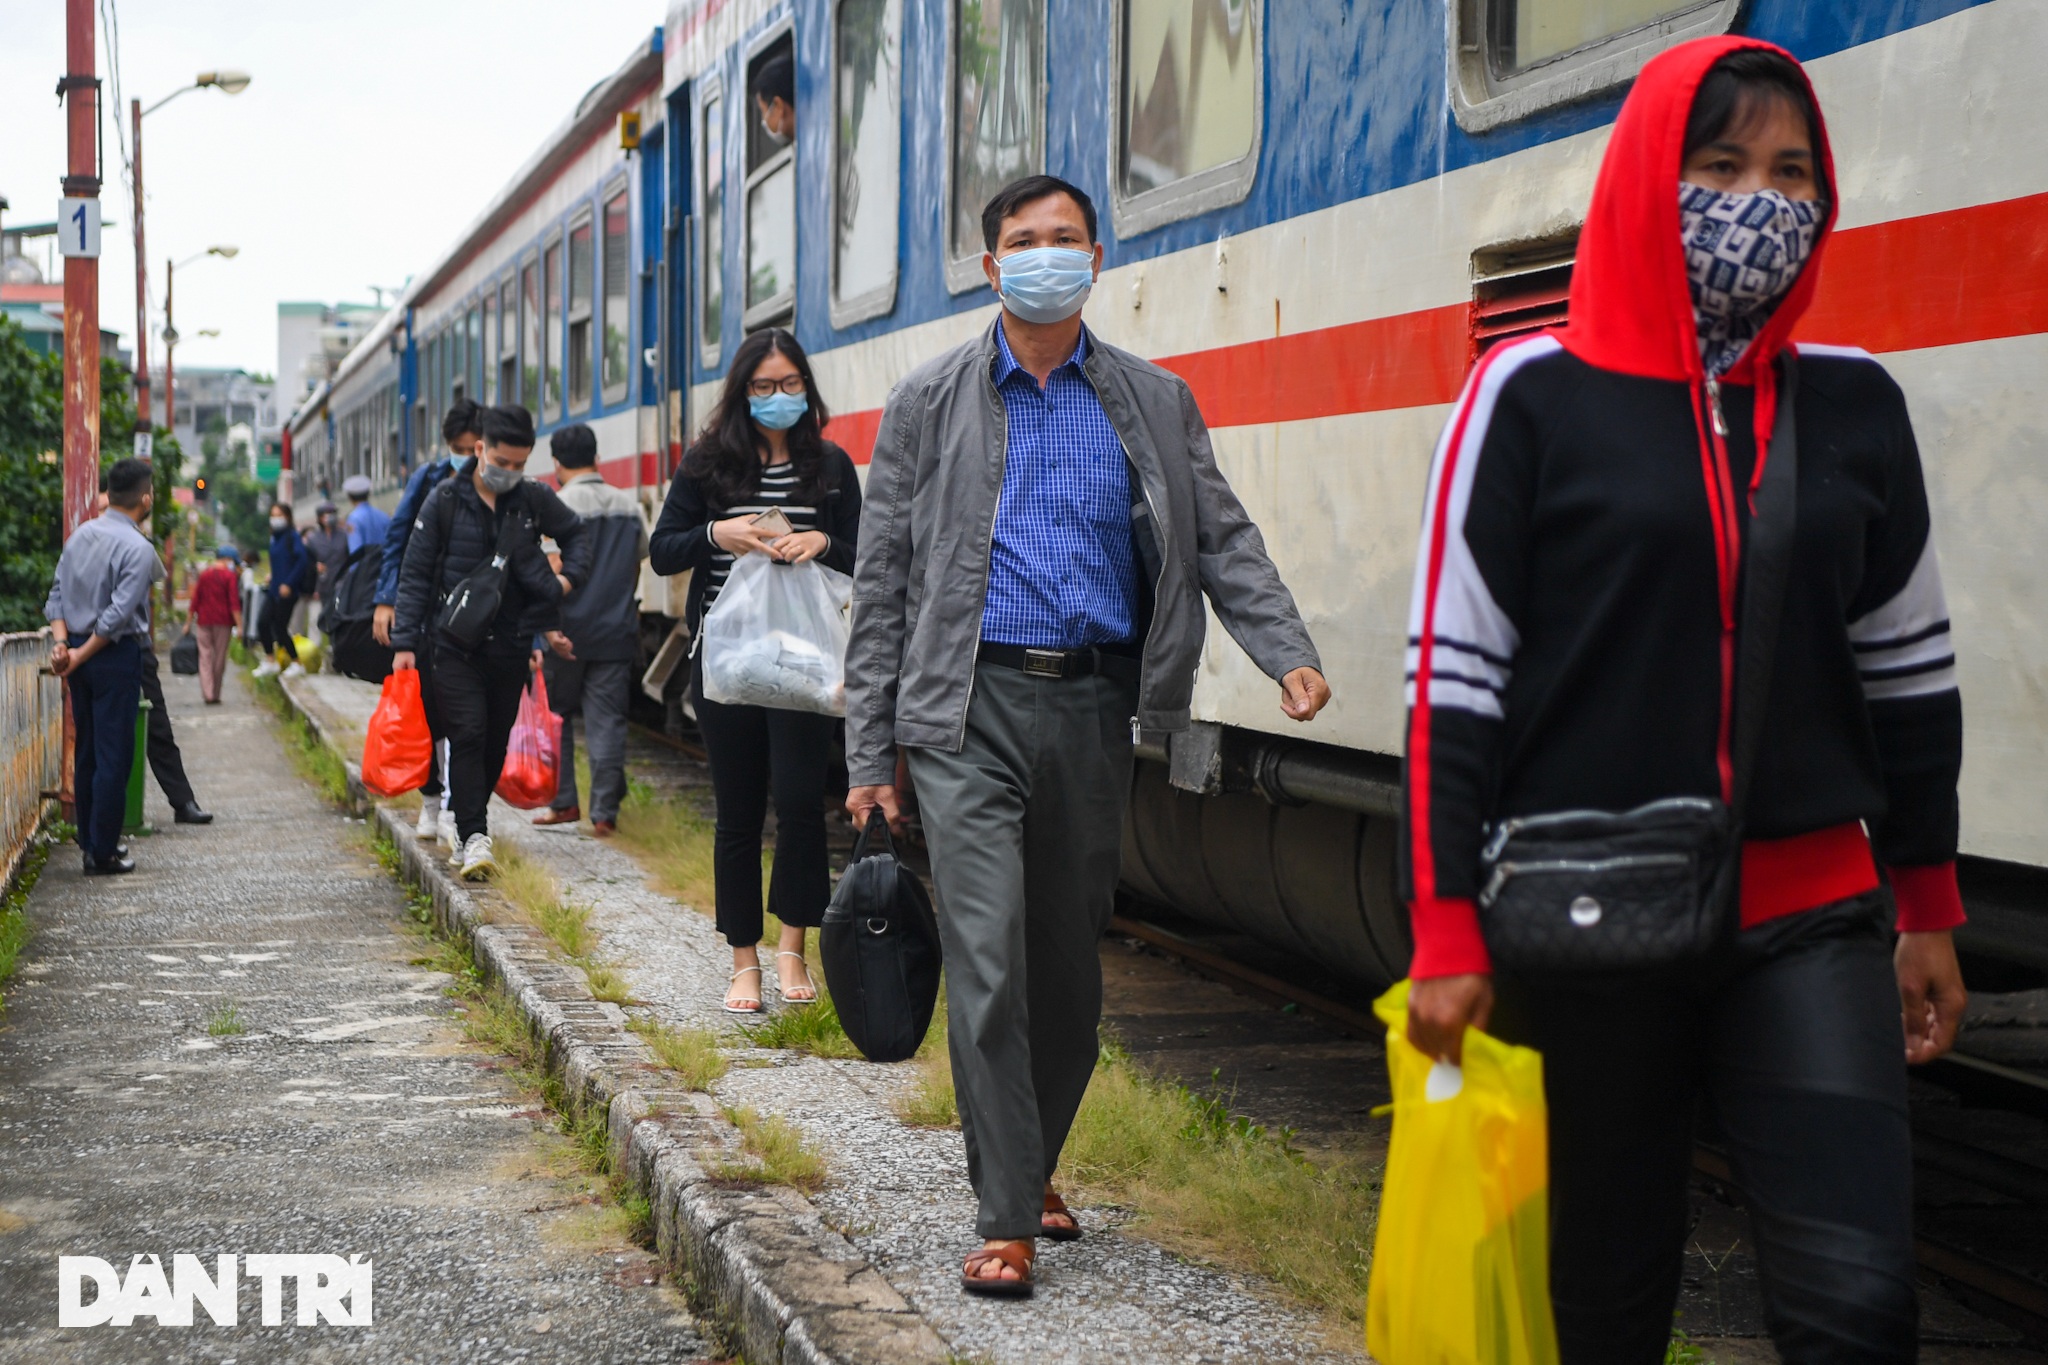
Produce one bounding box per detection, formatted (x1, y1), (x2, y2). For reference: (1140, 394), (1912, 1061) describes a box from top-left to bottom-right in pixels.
(272, 672), (953, 1365)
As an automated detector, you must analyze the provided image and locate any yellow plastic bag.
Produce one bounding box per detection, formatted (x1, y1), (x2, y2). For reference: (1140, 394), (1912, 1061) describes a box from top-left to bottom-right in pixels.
(1366, 980), (1558, 1365)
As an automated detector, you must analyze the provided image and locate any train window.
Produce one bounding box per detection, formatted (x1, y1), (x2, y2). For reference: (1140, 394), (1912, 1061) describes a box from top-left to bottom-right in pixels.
(947, 0), (1043, 292)
(1452, 0), (1738, 131)
(744, 34), (797, 328)
(699, 88), (725, 365)
(465, 304), (482, 405)
(831, 0), (903, 326)
(498, 279), (518, 406)
(520, 260), (541, 412)
(543, 237), (565, 419)
(482, 292), (498, 405)
(448, 324), (466, 409)
(568, 215), (595, 411)
(1112, 0), (1260, 237)
(601, 187), (631, 405)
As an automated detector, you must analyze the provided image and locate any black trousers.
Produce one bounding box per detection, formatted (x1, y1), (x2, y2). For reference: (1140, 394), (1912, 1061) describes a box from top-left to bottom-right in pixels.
(257, 594), (298, 660)
(138, 645), (197, 811)
(67, 635), (141, 862)
(428, 641), (529, 843)
(692, 655), (836, 947)
(1491, 894), (1917, 1365)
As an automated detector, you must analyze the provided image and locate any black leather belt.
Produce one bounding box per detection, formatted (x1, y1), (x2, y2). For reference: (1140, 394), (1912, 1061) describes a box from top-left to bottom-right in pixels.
(977, 642), (1141, 682)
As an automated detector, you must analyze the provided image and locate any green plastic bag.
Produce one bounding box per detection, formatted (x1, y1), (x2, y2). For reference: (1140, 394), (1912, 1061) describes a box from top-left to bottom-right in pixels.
(1366, 981), (1558, 1365)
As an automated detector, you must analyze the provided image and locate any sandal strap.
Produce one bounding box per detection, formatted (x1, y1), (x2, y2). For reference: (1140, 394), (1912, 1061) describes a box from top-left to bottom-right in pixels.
(1042, 1190), (1071, 1217)
(963, 1242), (1034, 1277)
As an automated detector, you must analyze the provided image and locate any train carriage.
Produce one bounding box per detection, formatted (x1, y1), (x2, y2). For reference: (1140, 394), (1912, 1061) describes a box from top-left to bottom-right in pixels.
(291, 0), (2048, 985)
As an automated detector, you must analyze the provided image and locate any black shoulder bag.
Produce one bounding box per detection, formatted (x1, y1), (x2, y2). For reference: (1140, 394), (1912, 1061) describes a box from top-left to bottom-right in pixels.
(819, 810), (943, 1063)
(1475, 353), (1799, 972)
(433, 489), (530, 653)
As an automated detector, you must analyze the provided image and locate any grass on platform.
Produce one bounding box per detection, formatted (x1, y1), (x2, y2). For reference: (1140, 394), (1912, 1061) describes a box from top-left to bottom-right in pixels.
(0, 823), (62, 1016)
(627, 1013), (729, 1091)
(613, 775), (721, 913)
(492, 843), (633, 1006)
(715, 1105), (827, 1195)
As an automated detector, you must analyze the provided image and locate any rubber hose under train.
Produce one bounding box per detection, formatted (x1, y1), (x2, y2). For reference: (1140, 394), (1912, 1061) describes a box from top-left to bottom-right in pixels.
(1120, 758), (1413, 989)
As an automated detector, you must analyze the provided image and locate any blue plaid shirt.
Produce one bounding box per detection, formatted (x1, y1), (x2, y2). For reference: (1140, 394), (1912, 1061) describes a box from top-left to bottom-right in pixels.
(980, 324), (1138, 648)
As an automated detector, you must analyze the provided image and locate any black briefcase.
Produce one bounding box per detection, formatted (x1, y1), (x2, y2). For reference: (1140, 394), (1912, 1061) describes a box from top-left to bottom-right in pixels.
(820, 811), (942, 1064)
(169, 629), (200, 676)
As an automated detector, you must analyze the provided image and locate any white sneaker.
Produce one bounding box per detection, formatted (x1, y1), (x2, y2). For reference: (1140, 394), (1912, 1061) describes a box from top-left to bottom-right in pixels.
(282, 662), (306, 679)
(458, 833), (497, 881)
(251, 660), (280, 678)
(414, 800), (442, 841)
(437, 809), (458, 851)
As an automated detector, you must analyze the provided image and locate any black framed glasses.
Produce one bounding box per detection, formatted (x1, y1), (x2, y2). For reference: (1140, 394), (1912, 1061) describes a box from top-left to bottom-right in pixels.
(746, 375), (807, 397)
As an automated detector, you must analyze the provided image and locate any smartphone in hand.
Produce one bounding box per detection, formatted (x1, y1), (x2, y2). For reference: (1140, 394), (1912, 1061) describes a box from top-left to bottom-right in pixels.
(751, 508), (794, 538)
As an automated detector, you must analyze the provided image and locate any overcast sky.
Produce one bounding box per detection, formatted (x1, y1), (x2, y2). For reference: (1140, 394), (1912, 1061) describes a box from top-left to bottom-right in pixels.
(1, 0), (664, 380)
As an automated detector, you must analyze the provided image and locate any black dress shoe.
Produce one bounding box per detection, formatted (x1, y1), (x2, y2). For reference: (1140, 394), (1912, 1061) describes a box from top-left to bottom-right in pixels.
(83, 854), (137, 876)
(174, 803), (214, 825)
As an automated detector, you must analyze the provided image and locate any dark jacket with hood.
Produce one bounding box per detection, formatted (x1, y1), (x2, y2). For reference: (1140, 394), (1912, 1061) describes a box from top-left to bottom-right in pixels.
(1400, 36), (1965, 979)
(390, 471), (591, 654)
(265, 526), (311, 602)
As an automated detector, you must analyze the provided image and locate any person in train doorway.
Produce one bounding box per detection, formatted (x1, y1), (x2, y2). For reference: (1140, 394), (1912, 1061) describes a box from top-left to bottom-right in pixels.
(377, 399), (485, 848)
(843, 175), (1329, 1297)
(531, 422), (647, 838)
(46, 458), (162, 875)
(390, 403), (589, 881)
(1401, 39), (1967, 1365)
(343, 472), (391, 557)
(253, 502), (310, 679)
(752, 51), (794, 143)
(302, 499), (350, 639)
(189, 546), (241, 705)
(649, 328), (862, 1014)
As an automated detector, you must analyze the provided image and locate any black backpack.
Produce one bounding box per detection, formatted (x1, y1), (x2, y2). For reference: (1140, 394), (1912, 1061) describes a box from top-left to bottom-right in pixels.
(820, 811), (943, 1064)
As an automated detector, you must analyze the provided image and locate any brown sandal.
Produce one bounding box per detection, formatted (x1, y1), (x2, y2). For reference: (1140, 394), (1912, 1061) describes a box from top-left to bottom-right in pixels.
(1041, 1189), (1082, 1242)
(961, 1240), (1035, 1298)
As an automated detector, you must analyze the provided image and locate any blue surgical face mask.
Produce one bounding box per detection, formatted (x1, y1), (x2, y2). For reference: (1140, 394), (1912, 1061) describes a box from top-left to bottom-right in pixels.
(995, 246), (1095, 324)
(748, 391), (809, 430)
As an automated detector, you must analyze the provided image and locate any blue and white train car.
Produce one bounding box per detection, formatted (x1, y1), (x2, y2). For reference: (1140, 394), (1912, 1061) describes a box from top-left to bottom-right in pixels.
(298, 0), (2048, 983)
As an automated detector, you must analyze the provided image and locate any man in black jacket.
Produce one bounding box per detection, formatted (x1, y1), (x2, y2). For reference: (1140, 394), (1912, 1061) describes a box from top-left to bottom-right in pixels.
(390, 404), (589, 880)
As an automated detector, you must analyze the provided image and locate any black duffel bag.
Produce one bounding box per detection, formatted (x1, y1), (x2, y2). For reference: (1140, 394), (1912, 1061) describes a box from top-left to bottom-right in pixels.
(820, 810), (942, 1063)
(169, 627), (200, 675)
(325, 543), (393, 683)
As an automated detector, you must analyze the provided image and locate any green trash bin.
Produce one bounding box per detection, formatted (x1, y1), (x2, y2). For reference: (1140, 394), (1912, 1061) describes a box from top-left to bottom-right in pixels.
(124, 697), (153, 833)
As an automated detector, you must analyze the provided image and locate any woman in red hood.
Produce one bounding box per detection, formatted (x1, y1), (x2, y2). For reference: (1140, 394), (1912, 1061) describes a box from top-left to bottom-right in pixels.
(1400, 37), (1966, 1363)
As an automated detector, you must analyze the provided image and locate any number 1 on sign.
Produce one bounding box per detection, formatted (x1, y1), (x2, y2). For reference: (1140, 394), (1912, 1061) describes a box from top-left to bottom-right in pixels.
(57, 198), (100, 259)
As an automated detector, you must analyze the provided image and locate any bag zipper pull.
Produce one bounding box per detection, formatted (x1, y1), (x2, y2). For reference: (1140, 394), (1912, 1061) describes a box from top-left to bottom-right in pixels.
(1705, 378), (1728, 438)
(1130, 717), (1140, 744)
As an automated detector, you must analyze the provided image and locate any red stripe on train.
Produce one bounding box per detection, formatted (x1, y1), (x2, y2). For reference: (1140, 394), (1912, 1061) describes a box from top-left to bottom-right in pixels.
(719, 190), (2048, 466)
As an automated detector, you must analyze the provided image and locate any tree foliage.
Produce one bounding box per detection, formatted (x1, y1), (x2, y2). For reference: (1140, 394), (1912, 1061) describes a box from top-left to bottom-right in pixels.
(0, 315), (185, 632)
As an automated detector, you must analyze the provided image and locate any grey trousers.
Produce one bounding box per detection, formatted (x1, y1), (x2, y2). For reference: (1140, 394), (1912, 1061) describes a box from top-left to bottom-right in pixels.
(545, 656), (634, 824)
(904, 661), (1138, 1240)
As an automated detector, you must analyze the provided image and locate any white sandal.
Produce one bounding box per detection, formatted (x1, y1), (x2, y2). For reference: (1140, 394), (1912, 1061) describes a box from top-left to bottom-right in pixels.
(723, 963), (764, 1014)
(773, 951), (818, 1003)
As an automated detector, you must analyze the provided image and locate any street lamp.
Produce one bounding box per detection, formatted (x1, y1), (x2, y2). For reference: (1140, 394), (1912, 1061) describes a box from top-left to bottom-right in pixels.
(132, 69), (251, 433)
(163, 245), (237, 432)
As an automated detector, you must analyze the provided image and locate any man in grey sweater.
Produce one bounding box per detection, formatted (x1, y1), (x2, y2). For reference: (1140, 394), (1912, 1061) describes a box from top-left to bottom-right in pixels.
(844, 176), (1329, 1297)
(532, 423), (647, 837)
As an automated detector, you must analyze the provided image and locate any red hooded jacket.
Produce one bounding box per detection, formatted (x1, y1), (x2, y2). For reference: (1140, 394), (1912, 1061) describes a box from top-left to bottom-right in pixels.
(1400, 37), (1965, 980)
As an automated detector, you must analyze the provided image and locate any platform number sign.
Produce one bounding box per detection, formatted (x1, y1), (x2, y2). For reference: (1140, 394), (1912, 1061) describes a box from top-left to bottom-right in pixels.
(59, 198), (101, 258)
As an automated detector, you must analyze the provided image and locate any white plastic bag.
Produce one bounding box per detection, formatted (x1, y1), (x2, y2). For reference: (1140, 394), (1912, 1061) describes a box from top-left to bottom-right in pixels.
(699, 553), (852, 716)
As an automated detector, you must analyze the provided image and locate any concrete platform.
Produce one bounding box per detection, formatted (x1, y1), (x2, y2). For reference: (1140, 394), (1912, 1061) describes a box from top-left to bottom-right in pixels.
(0, 661), (711, 1362)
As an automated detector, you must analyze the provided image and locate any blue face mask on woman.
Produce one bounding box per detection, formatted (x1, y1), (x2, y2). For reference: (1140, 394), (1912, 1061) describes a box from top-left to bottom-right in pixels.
(748, 391), (809, 430)
(995, 246), (1096, 324)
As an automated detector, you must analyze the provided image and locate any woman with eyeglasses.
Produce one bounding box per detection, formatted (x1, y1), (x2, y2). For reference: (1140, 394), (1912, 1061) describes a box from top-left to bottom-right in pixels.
(650, 327), (862, 1013)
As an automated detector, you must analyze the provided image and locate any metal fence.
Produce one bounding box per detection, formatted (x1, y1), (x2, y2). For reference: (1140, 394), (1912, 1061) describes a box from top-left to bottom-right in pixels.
(0, 632), (62, 886)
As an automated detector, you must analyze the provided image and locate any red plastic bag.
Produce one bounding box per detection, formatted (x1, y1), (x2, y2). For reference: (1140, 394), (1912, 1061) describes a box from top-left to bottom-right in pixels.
(495, 667), (562, 809)
(361, 669), (433, 798)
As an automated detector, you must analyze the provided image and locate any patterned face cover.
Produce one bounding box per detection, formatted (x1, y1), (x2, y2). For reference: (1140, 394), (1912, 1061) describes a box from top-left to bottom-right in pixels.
(1678, 183), (1824, 376)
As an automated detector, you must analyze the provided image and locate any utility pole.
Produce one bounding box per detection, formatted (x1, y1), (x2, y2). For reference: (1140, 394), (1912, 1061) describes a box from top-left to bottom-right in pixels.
(164, 256), (177, 431)
(131, 97), (151, 435)
(60, 0), (100, 541)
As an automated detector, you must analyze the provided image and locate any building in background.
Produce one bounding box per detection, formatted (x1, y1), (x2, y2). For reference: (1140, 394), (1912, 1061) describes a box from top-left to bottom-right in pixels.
(151, 365), (276, 476)
(277, 301), (381, 413)
(3, 221), (127, 368)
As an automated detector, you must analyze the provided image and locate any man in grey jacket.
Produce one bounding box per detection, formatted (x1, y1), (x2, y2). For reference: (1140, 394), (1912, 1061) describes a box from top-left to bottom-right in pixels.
(532, 423), (647, 837)
(844, 175), (1329, 1297)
